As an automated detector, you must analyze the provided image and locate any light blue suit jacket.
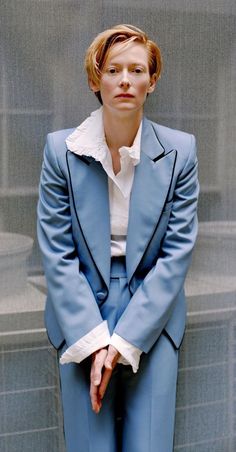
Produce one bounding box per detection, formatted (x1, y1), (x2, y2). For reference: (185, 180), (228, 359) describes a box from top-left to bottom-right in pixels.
(37, 117), (199, 354)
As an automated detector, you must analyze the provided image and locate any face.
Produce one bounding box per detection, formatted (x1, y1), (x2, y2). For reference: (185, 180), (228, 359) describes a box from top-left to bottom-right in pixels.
(90, 42), (157, 115)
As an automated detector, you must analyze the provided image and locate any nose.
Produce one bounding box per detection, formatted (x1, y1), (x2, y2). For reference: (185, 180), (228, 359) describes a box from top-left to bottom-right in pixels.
(119, 70), (130, 88)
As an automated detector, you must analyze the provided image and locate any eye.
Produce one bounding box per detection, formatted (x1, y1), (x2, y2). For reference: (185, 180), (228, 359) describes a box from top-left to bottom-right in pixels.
(132, 67), (144, 74)
(107, 67), (118, 74)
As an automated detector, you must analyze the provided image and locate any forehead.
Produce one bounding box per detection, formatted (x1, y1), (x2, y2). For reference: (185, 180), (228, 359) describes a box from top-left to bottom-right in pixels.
(105, 41), (149, 65)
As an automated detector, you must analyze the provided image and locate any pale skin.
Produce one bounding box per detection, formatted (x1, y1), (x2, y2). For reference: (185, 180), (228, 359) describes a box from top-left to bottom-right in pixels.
(89, 41), (157, 413)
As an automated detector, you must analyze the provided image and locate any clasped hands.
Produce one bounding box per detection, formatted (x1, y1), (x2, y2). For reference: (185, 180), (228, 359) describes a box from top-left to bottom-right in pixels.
(90, 345), (120, 414)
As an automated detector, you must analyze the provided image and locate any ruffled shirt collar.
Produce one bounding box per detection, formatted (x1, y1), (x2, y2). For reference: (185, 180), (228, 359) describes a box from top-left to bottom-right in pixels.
(65, 107), (142, 197)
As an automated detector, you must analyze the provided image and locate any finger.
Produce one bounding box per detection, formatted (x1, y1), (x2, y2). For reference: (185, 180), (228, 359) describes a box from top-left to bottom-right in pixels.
(98, 368), (113, 399)
(90, 381), (102, 413)
(98, 347), (120, 399)
(92, 349), (108, 386)
(104, 346), (120, 370)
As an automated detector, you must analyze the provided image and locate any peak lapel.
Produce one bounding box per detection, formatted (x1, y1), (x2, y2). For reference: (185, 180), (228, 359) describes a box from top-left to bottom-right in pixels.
(126, 118), (177, 282)
(66, 151), (111, 288)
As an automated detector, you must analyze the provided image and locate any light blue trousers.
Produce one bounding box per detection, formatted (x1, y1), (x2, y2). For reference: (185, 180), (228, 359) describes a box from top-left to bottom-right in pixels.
(58, 257), (179, 452)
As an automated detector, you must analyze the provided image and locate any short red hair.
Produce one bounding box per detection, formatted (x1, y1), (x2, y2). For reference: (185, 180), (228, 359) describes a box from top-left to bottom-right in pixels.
(84, 24), (162, 104)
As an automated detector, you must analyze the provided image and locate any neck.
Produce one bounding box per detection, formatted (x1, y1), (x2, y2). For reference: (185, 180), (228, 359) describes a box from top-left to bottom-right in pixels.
(103, 108), (143, 152)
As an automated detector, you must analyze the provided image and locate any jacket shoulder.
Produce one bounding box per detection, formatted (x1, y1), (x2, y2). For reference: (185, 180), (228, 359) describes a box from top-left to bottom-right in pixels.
(150, 120), (194, 152)
(148, 120), (197, 171)
(44, 128), (76, 171)
(47, 127), (75, 153)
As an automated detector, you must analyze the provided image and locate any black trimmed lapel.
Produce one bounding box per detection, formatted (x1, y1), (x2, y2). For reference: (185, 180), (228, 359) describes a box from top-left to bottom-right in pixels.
(126, 118), (177, 282)
(66, 151), (111, 289)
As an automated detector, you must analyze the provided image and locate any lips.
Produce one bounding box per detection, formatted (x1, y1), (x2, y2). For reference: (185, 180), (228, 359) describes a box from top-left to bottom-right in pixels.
(115, 93), (134, 98)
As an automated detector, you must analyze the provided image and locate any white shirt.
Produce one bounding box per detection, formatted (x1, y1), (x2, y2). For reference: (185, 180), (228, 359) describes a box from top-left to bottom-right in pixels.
(65, 107), (141, 256)
(60, 107), (142, 372)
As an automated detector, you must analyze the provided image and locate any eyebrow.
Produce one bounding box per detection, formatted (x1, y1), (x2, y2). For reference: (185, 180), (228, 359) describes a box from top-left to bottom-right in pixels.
(106, 61), (147, 67)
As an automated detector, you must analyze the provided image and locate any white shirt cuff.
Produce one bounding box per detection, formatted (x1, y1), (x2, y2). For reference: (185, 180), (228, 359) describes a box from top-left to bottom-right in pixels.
(60, 320), (110, 365)
(110, 333), (142, 373)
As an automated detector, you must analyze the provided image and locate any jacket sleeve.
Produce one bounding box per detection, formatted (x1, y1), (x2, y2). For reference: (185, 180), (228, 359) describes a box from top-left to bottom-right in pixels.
(37, 133), (105, 347)
(113, 135), (199, 353)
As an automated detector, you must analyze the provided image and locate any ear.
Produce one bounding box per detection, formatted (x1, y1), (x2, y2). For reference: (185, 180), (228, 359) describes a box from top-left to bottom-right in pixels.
(89, 78), (100, 93)
(147, 73), (157, 94)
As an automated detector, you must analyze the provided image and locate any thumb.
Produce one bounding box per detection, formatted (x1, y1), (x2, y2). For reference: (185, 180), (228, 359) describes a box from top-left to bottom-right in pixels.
(105, 346), (119, 369)
(104, 358), (113, 370)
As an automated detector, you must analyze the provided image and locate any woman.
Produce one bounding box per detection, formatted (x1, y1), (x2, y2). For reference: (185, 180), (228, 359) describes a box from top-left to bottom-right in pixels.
(37, 24), (199, 452)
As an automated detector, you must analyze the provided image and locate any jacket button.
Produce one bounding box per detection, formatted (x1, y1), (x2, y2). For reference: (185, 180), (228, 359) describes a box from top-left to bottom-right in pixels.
(96, 291), (107, 301)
